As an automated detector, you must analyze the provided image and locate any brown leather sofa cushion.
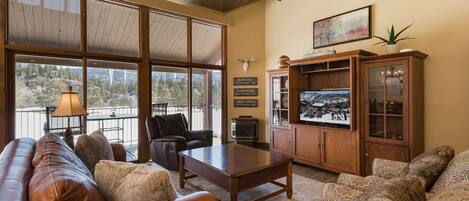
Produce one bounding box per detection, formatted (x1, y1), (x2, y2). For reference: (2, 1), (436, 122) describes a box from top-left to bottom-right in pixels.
(29, 134), (105, 201)
(0, 138), (37, 201)
(32, 134), (93, 179)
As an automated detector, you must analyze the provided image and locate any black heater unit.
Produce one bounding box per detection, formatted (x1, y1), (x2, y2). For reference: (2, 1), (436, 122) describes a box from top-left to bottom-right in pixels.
(231, 116), (258, 146)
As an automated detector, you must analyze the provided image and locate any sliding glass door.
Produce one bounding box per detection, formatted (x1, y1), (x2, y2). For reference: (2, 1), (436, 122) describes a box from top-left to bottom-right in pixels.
(87, 60), (139, 160)
(191, 69), (222, 144)
(151, 66), (189, 118)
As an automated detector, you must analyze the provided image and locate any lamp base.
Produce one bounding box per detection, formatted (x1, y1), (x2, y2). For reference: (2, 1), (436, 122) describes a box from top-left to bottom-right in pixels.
(63, 128), (74, 150)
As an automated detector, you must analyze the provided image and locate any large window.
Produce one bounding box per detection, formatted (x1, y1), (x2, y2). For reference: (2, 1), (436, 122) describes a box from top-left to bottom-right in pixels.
(8, 0), (226, 160)
(150, 12), (187, 61)
(15, 55), (83, 139)
(192, 21), (222, 65)
(87, 0), (139, 56)
(152, 66), (189, 117)
(87, 60), (138, 160)
(8, 0), (81, 49)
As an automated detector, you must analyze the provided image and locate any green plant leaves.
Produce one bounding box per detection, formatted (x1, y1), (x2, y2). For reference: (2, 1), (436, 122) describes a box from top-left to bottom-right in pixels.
(373, 23), (414, 45)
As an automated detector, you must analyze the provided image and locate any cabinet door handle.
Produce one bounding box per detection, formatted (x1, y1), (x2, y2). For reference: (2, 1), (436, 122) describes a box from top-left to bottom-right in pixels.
(317, 144), (321, 149)
(364, 153), (369, 158)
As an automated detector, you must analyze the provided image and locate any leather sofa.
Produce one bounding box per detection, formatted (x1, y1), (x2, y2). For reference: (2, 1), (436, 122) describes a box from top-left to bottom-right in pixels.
(146, 113), (213, 170)
(0, 137), (216, 201)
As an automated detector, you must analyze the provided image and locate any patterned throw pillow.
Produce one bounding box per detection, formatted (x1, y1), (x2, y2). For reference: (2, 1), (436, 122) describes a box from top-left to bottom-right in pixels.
(430, 149), (469, 194)
(428, 181), (469, 201)
(400, 145), (455, 190)
(95, 160), (177, 201)
(356, 176), (426, 201)
(75, 130), (115, 174)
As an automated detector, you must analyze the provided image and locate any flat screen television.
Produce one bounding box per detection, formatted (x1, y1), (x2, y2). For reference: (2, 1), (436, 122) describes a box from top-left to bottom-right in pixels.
(299, 90), (351, 126)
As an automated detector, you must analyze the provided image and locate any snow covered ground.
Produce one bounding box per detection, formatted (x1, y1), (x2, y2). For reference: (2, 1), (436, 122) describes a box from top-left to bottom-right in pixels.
(300, 113), (350, 125)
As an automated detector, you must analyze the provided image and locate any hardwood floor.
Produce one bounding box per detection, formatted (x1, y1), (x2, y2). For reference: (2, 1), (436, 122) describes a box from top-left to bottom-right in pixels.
(292, 162), (338, 183)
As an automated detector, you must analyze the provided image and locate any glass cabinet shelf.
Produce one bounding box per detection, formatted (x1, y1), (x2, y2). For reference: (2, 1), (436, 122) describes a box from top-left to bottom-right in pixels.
(271, 74), (289, 127)
(366, 63), (405, 141)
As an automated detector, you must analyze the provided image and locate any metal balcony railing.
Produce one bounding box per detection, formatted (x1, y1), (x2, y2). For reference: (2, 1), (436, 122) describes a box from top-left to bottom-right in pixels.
(15, 105), (222, 146)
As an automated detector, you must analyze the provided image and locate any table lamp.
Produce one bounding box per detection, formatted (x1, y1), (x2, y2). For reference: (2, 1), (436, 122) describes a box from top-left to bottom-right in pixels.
(52, 86), (88, 149)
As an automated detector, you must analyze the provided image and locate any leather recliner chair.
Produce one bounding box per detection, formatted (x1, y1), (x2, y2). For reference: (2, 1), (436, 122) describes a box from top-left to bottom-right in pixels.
(145, 113), (213, 170)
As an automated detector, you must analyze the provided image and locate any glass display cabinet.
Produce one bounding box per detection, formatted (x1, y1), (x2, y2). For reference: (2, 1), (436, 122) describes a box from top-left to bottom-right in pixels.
(268, 68), (290, 155)
(362, 51), (427, 175)
(271, 75), (289, 127)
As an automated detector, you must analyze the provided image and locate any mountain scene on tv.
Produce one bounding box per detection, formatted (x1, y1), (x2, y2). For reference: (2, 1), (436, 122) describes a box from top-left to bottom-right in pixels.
(300, 90), (351, 125)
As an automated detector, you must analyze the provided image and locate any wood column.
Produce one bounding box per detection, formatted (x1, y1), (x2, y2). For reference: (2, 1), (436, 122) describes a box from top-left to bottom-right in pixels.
(0, 0), (7, 152)
(138, 6), (151, 162)
(80, 0), (88, 132)
(221, 25), (227, 144)
(187, 19), (192, 129)
(205, 71), (213, 130)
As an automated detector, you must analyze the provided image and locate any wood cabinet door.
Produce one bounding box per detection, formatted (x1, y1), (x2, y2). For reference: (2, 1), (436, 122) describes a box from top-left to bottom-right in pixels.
(322, 129), (358, 174)
(291, 125), (321, 165)
(364, 142), (409, 175)
(271, 127), (290, 155)
(363, 59), (409, 146)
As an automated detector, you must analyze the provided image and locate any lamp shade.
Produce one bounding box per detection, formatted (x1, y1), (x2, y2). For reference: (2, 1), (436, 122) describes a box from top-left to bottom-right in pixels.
(52, 86), (88, 117)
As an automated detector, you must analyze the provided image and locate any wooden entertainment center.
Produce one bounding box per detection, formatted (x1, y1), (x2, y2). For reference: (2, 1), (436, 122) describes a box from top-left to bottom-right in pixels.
(267, 50), (428, 175)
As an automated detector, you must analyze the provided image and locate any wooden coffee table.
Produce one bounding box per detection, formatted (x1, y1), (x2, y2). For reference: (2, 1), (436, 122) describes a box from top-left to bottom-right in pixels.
(179, 144), (292, 201)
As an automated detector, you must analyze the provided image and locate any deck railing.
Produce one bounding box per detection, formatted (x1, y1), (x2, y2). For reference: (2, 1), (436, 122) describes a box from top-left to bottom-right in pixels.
(15, 105), (222, 146)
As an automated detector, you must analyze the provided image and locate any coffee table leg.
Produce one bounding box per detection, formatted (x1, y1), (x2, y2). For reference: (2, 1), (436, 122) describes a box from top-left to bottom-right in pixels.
(230, 177), (238, 201)
(287, 161), (292, 199)
(179, 156), (185, 188)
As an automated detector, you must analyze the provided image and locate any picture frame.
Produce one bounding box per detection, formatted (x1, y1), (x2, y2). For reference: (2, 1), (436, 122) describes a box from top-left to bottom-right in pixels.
(313, 5), (372, 48)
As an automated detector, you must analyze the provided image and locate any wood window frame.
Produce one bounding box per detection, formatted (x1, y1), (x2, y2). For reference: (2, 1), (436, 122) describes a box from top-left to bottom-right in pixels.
(0, 0), (228, 161)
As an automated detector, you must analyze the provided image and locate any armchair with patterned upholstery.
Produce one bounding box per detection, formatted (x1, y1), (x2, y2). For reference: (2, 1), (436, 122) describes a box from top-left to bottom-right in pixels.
(145, 113), (213, 170)
(321, 145), (459, 201)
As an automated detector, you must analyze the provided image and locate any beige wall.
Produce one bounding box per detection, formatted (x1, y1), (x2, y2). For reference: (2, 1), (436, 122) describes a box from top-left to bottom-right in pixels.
(226, 1), (267, 142)
(265, 0), (469, 152)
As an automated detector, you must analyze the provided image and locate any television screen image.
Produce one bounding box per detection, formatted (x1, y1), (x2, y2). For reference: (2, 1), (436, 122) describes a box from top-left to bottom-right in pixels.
(299, 90), (351, 126)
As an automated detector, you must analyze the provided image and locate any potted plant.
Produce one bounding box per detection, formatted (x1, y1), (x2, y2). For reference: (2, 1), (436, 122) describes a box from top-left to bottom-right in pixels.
(374, 24), (414, 54)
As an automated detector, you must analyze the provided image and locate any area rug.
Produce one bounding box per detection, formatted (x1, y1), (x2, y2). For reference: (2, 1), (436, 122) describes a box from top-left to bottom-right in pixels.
(168, 170), (325, 201)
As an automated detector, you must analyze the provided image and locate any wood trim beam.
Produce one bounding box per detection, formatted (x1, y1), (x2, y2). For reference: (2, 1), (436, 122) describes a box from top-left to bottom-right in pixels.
(81, 0), (88, 132)
(187, 18), (192, 129)
(138, 6), (151, 162)
(4, 52), (14, 145)
(5, 44), (83, 59)
(80, 0), (87, 52)
(0, 0), (7, 151)
(85, 52), (141, 63)
(5, 44), (142, 63)
(221, 25), (227, 144)
(206, 71), (213, 130)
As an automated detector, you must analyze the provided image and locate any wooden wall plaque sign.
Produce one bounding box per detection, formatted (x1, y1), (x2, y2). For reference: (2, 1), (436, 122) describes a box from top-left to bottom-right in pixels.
(234, 99), (258, 107)
(233, 77), (258, 85)
(234, 88), (258, 96)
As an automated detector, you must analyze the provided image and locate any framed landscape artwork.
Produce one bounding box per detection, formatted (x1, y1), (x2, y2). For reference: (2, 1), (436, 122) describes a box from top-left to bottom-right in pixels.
(313, 6), (371, 48)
